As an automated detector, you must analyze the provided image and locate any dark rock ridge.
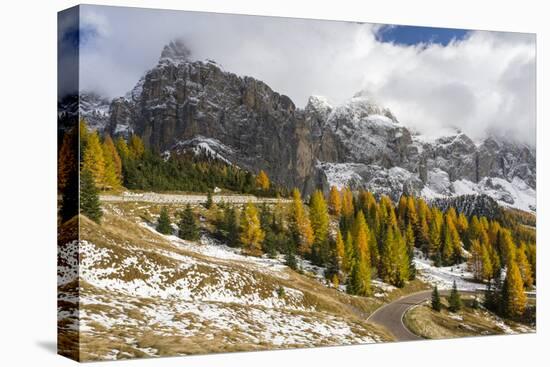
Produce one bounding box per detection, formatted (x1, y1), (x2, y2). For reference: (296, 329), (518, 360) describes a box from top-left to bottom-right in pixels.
(105, 41), (321, 193)
(97, 41), (535, 211)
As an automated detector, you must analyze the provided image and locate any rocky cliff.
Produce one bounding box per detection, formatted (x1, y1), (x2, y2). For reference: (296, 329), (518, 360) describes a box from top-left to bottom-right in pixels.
(93, 40), (535, 212)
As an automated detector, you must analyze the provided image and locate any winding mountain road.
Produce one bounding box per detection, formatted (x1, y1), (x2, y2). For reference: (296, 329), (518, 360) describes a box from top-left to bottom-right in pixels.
(367, 291), (432, 341)
(368, 289), (536, 341)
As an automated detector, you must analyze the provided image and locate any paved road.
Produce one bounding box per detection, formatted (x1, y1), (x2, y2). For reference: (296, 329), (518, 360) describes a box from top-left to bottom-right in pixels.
(368, 289), (536, 341)
(101, 192), (291, 205)
(367, 291), (432, 341)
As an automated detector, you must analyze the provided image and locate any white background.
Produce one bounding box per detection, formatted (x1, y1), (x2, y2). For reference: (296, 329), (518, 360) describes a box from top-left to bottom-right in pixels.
(0, 0), (546, 366)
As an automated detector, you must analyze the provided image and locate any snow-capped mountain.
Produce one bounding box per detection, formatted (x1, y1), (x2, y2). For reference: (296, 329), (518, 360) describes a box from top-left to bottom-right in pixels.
(79, 92), (111, 132)
(79, 40), (536, 213)
(312, 92), (535, 212)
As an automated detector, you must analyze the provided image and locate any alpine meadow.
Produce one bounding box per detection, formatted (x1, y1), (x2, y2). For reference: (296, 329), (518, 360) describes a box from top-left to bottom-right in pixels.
(57, 5), (536, 362)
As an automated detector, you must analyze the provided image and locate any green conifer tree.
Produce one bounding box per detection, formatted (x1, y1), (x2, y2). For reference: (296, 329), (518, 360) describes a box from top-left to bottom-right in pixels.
(178, 204), (200, 240)
(405, 223), (416, 280)
(224, 206), (240, 247)
(346, 257), (371, 296)
(431, 286), (442, 312)
(80, 168), (102, 223)
(157, 207), (172, 235)
(448, 280), (462, 312)
(285, 244), (298, 270)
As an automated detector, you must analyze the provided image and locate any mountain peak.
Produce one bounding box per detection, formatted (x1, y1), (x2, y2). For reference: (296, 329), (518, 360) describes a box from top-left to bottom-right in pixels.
(159, 39), (191, 66)
(306, 95), (332, 115)
(334, 90), (399, 124)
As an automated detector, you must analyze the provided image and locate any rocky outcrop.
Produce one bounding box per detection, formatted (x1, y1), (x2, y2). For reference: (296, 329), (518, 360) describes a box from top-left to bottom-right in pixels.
(102, 40), (535, 211)
(107, 41), (319, 192)
(78, 92), (111, 132)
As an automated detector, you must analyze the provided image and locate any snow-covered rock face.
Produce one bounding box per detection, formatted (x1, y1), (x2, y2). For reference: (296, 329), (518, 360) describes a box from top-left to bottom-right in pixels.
(318, 120), (535, 212)
(79, 92), (111, 132)
(318, 162), (423, 201)
(305, 95), (332, 122)
(172, 136), (235, 165)
(324, 94), (411, 166)
(315, 96), (535, 212)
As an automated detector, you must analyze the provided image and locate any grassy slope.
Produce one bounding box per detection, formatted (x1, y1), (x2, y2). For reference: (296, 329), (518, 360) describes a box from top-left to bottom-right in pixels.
(60, 202), (409, 361)
(403, 296), (535, 340)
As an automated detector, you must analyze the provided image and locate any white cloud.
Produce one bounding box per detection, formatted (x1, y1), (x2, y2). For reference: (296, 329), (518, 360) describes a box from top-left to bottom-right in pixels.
(72, 5), (535, 145)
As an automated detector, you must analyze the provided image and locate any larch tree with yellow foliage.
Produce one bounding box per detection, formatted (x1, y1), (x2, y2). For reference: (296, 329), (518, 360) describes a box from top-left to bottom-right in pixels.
(406, 196), (419, 228)
(115, 136), (130, 160)
(481, 241), (493, 281)
(328, 186), (342, 216)
(339, 187), (355, 235)
(504, 260), (527, 318)
(335, 229), (345, 263)
(405, 223), (416, 280)
(239, 202), (265, 257)
(289, 188), (314, 256)
(499, 229), (517, 267)
(347, 211), (371, 296)
(456, 213), (469, 237)
(353, 211), (370, 264)
(309, 190), (330, 264)
(516, 243), (533, 289)
(397, 196), (408, 226)
(467, 216), (483, 249)
(256, 170), (270, 191)
(128, 134), (145, 159)
(441, 213), (462, 265)
(104, 135), (122, 177)
(381, 226), (409, 287)
(414, 198), (431, 254)
(82, 131), (105, 188)
(102, 135), (122, 189)
(310, 190), (330, 244)
(429, 207), (443, 257)
(469, 239), (492, 282)
(343, 231), (354, 273)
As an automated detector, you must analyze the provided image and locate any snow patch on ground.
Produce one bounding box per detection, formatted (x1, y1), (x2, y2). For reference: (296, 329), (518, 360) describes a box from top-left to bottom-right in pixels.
(173, 136), (234, 165)
(59, 232), (382, 360)
(413, 251), (483, 291)
(140, 222), (290, 280)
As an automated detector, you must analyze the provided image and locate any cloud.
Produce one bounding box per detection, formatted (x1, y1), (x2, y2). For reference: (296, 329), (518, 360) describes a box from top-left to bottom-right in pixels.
(68, 5), (535, 145)
(365, 30), (536, 144)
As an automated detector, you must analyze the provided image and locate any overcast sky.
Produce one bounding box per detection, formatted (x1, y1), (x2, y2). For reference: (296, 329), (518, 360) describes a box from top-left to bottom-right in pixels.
(61, 5), (536, 145)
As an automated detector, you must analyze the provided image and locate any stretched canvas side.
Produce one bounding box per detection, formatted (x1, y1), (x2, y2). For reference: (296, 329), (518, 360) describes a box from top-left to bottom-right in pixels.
(57, 5), (81, 362)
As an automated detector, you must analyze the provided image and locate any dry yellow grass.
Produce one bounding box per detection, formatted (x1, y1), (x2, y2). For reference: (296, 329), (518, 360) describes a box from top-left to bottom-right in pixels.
(60, 202), (438, 360)
(404, 297), (533, 339)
